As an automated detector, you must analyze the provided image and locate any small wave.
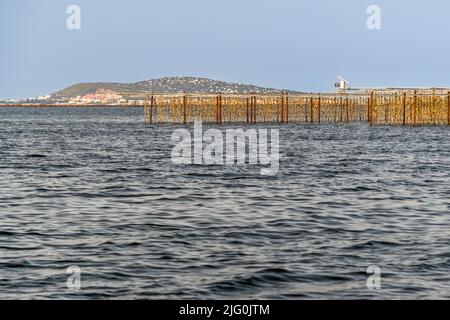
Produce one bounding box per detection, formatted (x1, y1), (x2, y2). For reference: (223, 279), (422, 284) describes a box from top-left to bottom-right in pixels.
(208, 268), (352, 293)
(26, 154), (47, 158)
(346, 240), (401, 250)
(208, 268), (295, 292)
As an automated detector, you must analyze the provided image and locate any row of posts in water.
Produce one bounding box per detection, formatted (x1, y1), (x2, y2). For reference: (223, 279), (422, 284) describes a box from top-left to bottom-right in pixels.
(144, 91), (450, 125)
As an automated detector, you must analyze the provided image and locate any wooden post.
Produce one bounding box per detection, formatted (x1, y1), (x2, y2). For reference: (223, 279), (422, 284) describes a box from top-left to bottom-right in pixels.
(250, 94), (253, 124)
(413, 90), (417, 126)
(215, 95), (218, 124)
(281, 93), (284, 123)
(432, 90), (436, 125)
(150, 95), (154, 124)
(253, 94), (257, 124)
(249, 94), (252, 124)
(250, 93), (253, 123)
(275, 97), (280, 123)
(246, 97), (249, 123)
(318, 95), (321, 124)
(371, 92), (374, 125)
(310, 97), (314, 123)
(447, 91), (450, 125)
(409, 96), (412, 124)
(403, 92), (407, 126)
(368, 92), (373, 126)
(144, 96), (148, 124)
(286, 92), (289, 123)
(219, 93), (222, 124)
(183, 94), (187, 125)
(345, 97), (349, 123)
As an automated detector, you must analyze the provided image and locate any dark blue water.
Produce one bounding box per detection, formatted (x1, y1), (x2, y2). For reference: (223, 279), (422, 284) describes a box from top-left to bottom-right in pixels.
(1, 107), (450, 299)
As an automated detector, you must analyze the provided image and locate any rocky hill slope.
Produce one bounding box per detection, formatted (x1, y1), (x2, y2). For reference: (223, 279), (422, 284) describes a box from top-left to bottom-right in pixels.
(53, 77), (299, 98)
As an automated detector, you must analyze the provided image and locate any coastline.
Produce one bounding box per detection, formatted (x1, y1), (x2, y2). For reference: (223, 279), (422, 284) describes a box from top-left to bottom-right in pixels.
(0, 104), (142, 108)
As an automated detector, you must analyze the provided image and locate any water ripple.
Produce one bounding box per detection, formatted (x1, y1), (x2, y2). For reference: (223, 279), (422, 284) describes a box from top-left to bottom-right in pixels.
(1, 107), (450, 299)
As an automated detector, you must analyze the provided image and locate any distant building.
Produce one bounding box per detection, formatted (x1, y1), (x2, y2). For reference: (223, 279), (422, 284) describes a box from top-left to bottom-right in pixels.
(80, 89), (122, 103)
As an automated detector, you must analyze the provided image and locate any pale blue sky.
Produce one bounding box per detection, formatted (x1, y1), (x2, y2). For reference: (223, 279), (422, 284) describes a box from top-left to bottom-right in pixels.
(1, 0), (450, 99)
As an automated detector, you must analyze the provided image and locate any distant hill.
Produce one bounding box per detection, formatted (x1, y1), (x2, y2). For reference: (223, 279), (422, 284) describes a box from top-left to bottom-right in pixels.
(53, 77), (300, 98)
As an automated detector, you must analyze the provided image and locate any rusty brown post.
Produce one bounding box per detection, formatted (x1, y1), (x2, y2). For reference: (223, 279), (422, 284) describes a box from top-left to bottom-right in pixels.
(250, 93), (253, 124)
(413, 90), (417, 126)
(183, 94), (187, 125)
(403, 92), (407, 126)
(286, 92), (289, 124)
(368, 92), (373, 126)
(281, 93), (284, 123)
(432, 90), (436, 125)
(318, 95), (321, 124)
(345, 97), (349, 123)
(250, 94), (253, 124)
(310, 97), (314, 123)
(219, 93), (222, 124)
(251, 94), (255, 124)
(409, 94), (413, 125)
(150, 95), (154, 124)
(253, 93), (257, 124)
(216, 94), (219, 124)
(246, 97), (249, 123)
(275, 97), (280, 123)
(447, 91), (450, 125)
(144, 96), (148, 124)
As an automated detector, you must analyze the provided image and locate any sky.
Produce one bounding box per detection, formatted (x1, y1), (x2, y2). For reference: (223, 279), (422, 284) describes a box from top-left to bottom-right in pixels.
(2, 0), (450, 99)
